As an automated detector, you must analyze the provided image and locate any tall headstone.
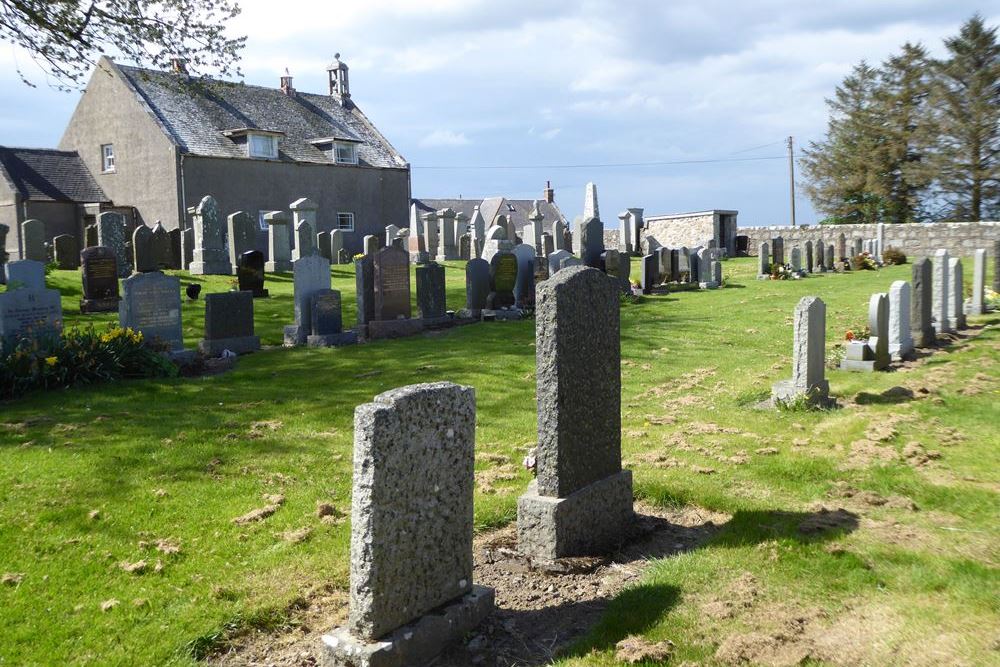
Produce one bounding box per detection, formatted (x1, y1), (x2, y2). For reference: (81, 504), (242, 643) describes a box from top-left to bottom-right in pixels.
(149, 222), (171, 270)
(655, 247), (671, 283)
(826, 243), (835, 271)
(458, 233), (471, 261)
(853, 237), (863, 257)
(284, 254), (331, 346)
(910, 258), (934, 347)
(583, 182), (600, 220)
(551, 219), (567, 251)
(512, 243), (537, 308)
(237, 250), (269, 298)
(837, 233), (847, 262)
(454, 212), (469, 254)
(420, 212), (438, 264)
(416, 261), (447, 320)
(462, 258), (490, 318)
(97, 212), (130, 277)
(198, 291), (260, 356)
(264, 211), (293, 272)
(480, 224), (509, 265)
(53, 234), (80, 269)
(436, 208), (458, 261)
(290, 197), (318, 255)
(487, 251), (517, 310)
(355, 255), (375, 330)
(771, 296), (830, 406)
(132, 225), (156, 273)
(772, 237), (784, 265)
(640, 254), (658, 294)
(948, 258), (965, 330)
(408, 203), (424, 259)
(168, 228), (182, 270)
(805, 240), (814, 273)
(373, 245), (411, 320)
(969, 248), (986, 316)
(227, 212), (257, 272)
(469, 206), (486, 258)
(20, 219), (46, 262)
(677, 247), (691, 281)
(617, 211), (633, 255)
(525, 202), (544, 254)
(321, 383), (493, 666)
(79, 248), (119, 313)
(330, 229), (345, 265)
(815, 242), (825, 273)
(757, 242), (770, 278)
(292, 221), (315, 261)
(189, 195), (231, 275)
(888, 281), (914, 361)
(579, 216), (604, 268)
(119, 272), (183, 352)
(869, 293), (890, 370)
(317, 231), (332, 261)
(517, 266), (632, 559)
(384, 224), (401, 248)
(932, 250), (951, 334)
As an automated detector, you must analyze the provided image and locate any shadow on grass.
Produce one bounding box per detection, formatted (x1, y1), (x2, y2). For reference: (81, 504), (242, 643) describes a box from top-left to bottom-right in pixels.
(855, 386), (916, 405)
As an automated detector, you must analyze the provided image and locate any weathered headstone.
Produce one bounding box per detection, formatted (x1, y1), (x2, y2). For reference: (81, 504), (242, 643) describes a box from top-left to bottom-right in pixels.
(7, 259), (45, 290)
(53, 234), (80, 269)
(469, 207), (486, 258)
(837, 233), (846, 262)
(790, 246), (802, 272)
(579, 216), (604, 268)
(355, 255), (375, 330)
(374, 245), (411, 321)
(540, 232), (554, 258)
(237, 250), (269, 298)
(772, 237), (784, 265)
(227, 212), (257, 272)
(264, 211), (293, 272)
(656, 247), (671, 283)
(948, 258), (965, 330)
(0, 272), (62, 342)
(97, 212), (130, 277)
(198, 291), (260, 356)
(419, 212), (437, 264)
(932, 249), (950, 334)
(771, 296), (830, 406)
(119, 272), (183, 352)
(910, 258), (934, 347)
(805, 240), (814, 273)
(757, 242), (770, 278)
(487, 251), (517, 310)
(517, 266), (632, 560)
(284, 254), (331, 346)
(853, 237), (863, 257)
(461, 258), (490, 318)
(458, 233), (471, 261)
(815, 242), (825, 273)
(825, 243), (835, 271)
(363, 235), (379, 257)
(969, 248), (986, 315)
(512, 243), (537, 308)
(436, 208), (458, 261)
(842, 293), (889, 372)
(292, 221), (315, 261)
(21, 219), (46, 262)
(307, 289), (356, 347)
(617, 211), (633, 255)
(79, 247), (121, 313)
(150, 222), (171, 270)
(132, 225), (155, 273)
(320, 383), (493, 666)
(547, 249), (571, 276)
(189, 195), (231, 275)
(330, 229), (345, 265)
(888, 280), (914, 361)
(416, 262), (447, 321)
(551, 219), (567, 252)
(168, 228), (182, 269)
(317, 231), (332, 261)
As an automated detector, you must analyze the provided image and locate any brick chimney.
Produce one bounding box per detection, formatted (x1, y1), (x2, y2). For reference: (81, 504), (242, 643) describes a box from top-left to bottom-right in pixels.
(543, 180), (555, 204)
(280, 68), (295, 96)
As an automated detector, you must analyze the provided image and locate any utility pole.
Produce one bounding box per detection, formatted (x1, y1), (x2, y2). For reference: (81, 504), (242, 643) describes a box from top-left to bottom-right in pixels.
(787, 135), (796, 227)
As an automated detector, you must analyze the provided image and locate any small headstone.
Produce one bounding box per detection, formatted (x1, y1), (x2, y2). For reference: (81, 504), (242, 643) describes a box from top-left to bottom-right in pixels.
(969, 249), (986, 316)
(317, 231), (332, 261)
(264, 211), (293, 272)
(168, 228), (182, 269)
(462, 258), (490, 318)
(198, 291), (260, 356)
(910, 258), (934, 347)
(373, 245), (411, 321)
(189, 195), (231, 275)
(292, 221), (315, 261)
(21, 219), (46, 262)
(512, 244), (537, 308)
(132, 225), (156, 273)
(97, 212), (131, 277)
(307, 289), (356, 347)
(237, 250), (269, 298)
(888, 281), (914, 360)
(149, 222), (172, 270)
(547, 249), (571, 276)
(932, 250), (950, 334)
(53, 234), (80, 269)
(119, 272), (184, 352)
(284, 254), (331, 346)
(487, 252), (517, 310)
(7, 259), (45, 290)
(579, 216), (604, 268)
(771, 296), (830, 406)
(641, 254), (658, 294)
(948, 258), (965, 330)
(416, 262), (447, 320)
(330, 229), (345, 265)
(363, 235), (379, 257)
(843, 293), (889, 371)
(0, 274), (62, 342)
(80, 247), (121, 313)
(227, 212), (257, 272)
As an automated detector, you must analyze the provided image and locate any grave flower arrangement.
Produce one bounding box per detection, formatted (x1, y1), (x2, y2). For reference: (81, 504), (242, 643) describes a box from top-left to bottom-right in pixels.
(769, 262), (801, 280)
(851, 252), (877, 271)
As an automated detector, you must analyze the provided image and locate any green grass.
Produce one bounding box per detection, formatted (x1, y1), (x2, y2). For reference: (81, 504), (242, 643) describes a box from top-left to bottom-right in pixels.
(1, 257), (997, 665)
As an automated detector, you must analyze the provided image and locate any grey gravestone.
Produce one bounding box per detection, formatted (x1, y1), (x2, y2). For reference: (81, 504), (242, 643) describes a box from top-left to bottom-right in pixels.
(355, 255), (375, 330)
(579, 216), (604, 268)
(97, 212), (131, 277)
(772, 296), (830, 406)
(237, 250), (269, 298)
(330, 230), (345, 265)
(689, 248), (702, 283)
(462, 258), (490, 317)
(119, 272), (183, 352)
(385, 224), (401, 249)
(150, 222), (172, 270)
(284, 254), (331, 346)
(517, 266), (632, 560)
(853, 237), (863, 257)
(487, 252), (517, 310)
(183, 227), (195, 269)
(547, 249), (571, 276)
(458, 233), (471, 261)
(168, 228), (182, 269)
(640, 253), (657, 294)
(805, 240), (814, 273)
(364, 235), (379, 257)
(190, 195), (232, 275)
(416, 262), (447, 320)
(21, 219), (46, 262)
(932, 250), (950, 334)
(541, 232), (554, 257)
(53, 234), (80, 269)
(132, 225), (156, 273)
(888, 280), (914, 361)
(198, 291), (260, 356)
(790, 246), (802, 272)
(677, 248), (691, 280)
(841, 293), (889, 372)
(618, 252), (632, 293)
(308, 289), (356, 347)
(948, 258), (965, 330)
(910, 258), (934, 347)
(772, 237), (784, 265)
(0, 279), (62, 343)
(551, 219), (567, 251)
(85, 224), (98, 248)
(712, 250), (723, 285)
(669, 248), (680, 282)
(837, 233), (846, 262)
(292, 221), (315, 261)
(374, 245), (411, 321)
(560, 256), (583, 271)
(80, 247), (121, 313)
(815, 242), (825, 273)
(513, 244), (537, 308)
(265, 211), (293, 272)
(420, 212), (438, 264)
(227, 212), (257, 272)
(317, 231), (332, 261)
(969, 248), (985, 315)
(7, 259), (45, 290)
(480, 225), (508, 265)
(656, 247), (671, 283)
(321, 383), (493, 666)
(758, 242), (770, 278)
(826, 243), (835, 271)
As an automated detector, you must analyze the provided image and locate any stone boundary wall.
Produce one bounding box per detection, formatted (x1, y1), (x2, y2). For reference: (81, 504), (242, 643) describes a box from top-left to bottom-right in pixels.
(740, 221), (999, 260)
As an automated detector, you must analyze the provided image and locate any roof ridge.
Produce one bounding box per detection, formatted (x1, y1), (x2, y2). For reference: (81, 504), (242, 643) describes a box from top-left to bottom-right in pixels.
(0, 146), (81, 155)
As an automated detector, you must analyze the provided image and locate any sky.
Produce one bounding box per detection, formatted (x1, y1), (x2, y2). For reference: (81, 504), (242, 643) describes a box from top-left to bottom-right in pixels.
(0, 1), (996, 226)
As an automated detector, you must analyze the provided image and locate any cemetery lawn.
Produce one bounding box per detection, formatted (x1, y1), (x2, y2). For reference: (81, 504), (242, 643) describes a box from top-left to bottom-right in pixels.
(1, 259), (997, 665)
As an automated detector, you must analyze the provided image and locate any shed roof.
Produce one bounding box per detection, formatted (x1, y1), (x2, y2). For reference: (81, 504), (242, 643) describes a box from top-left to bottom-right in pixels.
(0, 146), (108, 203)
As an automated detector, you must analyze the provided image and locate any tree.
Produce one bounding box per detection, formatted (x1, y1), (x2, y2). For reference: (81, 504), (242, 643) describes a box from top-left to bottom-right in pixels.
(802, 62), (888, 224)
(0, 0), (245, 90)
(929, 14), (1000, 221)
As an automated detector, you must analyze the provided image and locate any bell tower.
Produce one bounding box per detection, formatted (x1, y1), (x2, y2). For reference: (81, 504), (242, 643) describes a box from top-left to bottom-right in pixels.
(327, 53), (351, 106)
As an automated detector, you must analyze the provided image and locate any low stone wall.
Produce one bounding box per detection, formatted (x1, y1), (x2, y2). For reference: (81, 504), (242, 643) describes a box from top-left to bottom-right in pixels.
(740, 221), (999, 260)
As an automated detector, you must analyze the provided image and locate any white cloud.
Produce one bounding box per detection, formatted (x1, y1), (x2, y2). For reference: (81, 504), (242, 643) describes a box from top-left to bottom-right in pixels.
(419, 129), (471, 148)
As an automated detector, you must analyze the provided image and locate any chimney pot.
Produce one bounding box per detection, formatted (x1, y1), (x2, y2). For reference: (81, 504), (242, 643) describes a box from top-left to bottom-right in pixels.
(543, 180), (555, 204)
(280, 69), (295, 96)
(170, 57), (188, 75)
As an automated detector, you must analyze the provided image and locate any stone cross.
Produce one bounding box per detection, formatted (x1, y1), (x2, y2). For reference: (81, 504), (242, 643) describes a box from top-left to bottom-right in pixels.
(189, 195), (231, 275)
(888, 280), (914, 360)
(517, 266), (633, 560)
(910, 258), (934, 347)
(526, 201), (545, 255)
(970, 248), (986, 315)
(771, 296), (829, 406)
(932, 249), (950, 334)
(947, 257), (965, 330)
(321, 383), (493, 665)
(264, 210), (293, 272)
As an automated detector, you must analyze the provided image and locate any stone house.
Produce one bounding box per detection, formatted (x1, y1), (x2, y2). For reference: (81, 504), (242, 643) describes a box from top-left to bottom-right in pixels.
(5, 54), (410, 260)
(643, 210), (739, 256)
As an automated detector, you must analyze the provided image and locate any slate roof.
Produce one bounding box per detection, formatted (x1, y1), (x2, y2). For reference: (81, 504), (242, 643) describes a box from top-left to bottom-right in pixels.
(413, 197), (566, 233)
(113, 61), (407, 169)
(0, 146), (108, 203)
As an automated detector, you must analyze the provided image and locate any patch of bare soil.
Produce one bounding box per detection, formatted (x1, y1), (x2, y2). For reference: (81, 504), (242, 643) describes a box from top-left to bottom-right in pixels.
(614, 635), (675, 663)
(208, 503), (730, 667)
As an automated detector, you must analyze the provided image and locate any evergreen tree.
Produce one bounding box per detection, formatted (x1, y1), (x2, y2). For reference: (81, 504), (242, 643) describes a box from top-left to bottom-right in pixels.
(930, 15), (1000, 221)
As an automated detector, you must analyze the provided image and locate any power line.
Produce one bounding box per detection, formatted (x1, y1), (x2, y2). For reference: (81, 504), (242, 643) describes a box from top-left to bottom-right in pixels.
(411, 154), (803, 171)
(729, 139), (787, 155)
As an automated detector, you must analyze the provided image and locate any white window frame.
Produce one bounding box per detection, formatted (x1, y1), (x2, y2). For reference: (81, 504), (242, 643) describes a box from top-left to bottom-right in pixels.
(101, 144), (115, 172)
(336, 212), (355, 232)
(248, 133), (279, 159)
(334, 141), (358, 165)
(257, 211), (269, 231)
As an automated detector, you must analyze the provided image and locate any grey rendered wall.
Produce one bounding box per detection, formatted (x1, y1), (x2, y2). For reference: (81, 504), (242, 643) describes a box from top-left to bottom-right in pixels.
(58, 60), (180, 229)
(182, 156), (411, 256)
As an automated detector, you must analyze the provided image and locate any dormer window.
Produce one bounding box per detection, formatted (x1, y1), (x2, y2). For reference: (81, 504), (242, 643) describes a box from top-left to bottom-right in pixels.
(249, 133), (278, 159)
(334, 142), (358, 165)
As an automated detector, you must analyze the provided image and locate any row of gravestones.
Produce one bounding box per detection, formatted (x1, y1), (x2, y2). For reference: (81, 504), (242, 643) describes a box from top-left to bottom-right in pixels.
(320, 266), (631, 666)
(757, 235), (888, 279)
(639, 244), (723, 293)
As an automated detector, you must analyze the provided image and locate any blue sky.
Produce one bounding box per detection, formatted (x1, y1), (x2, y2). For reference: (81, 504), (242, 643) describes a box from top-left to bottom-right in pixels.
(0, 1), (995, 226)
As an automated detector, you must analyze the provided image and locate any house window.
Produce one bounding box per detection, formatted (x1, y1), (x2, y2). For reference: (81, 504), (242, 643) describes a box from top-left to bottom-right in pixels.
(248, 133), (278, 159)
(101, 144), (115, 172)
(334, 142), (358, 165)
(257, 211), (269, 231)
(337, 212), (355, 231)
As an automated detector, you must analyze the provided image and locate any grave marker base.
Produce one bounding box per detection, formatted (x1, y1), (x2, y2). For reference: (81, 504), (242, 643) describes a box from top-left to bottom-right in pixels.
(307, 331), (358, 348)
(265, 260), (293, 273)
(321, 586), (495, 667)
(770, 379), (832, 407)
(366, 318), (425, 340)
(80, 297), (120, 314)
(198, 335), (261, 356)
(517, 470), (633, 561)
